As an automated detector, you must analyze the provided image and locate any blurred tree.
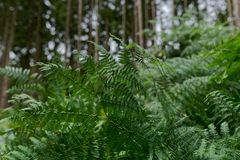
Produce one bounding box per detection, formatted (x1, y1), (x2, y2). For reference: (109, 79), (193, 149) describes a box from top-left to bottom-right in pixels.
(233, 0), (240, 26)
(65, 0), (72, 63)
(0, 0), (234, 108)
(122, 0), (127, 43)
(33, 0), (43, 72)
(88, 0), (94, 57)
(0, 3), (17, 108)
(77, 0), (83, 53)
(227, 0), (233, 25)
(134, 0), (143, 46)
(94, 0), (99, 61)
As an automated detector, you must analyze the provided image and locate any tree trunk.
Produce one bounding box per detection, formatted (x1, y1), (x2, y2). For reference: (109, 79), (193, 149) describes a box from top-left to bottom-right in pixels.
(88, 0), (94, 57)
(233, 0), (240, 27)
(104, 17), (110, 51)
(150, 0), (156, 46)
(227, 0), (233, 25)
(77, 0), (83, 51)
(33, 0), (42, 73)
(0, 9), (17, 108)
(183, 0), (188, 12)
(94, 0), (99, 61)
(137, 0), (144, 47)
(0, 9), (10, 64)
(21, 0), (34, 69)
(172, 0), (177, 17)
(65, 0), (72, 63)
(70, 0), (82, 68)
(143, 0), (148, 47)
(159, 0), (163, 34)
(133, 0), (143, 46)
(134, 1), (138, 43)
(122, 0), (127, 43)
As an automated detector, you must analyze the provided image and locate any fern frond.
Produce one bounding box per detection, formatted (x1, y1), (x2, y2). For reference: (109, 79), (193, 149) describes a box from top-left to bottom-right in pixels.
(7, 84), (44, 94)
(205, 91), (240, 131)
(0, 66), (31, 84)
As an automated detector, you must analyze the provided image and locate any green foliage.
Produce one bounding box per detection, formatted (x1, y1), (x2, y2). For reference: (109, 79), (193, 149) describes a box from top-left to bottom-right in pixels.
(1, 26), (240, 159)
(161, 12), (236, 57)
(0, 67), (43, 95)
(211, 34), (240, 83)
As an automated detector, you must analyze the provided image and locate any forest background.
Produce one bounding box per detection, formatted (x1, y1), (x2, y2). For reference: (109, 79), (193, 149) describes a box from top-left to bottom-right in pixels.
(1, 0), (240, 159)
(1, 0), (239, 107)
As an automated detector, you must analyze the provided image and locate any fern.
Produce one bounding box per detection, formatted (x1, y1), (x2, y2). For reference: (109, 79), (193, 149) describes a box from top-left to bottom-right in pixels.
(1, 32), (240, 159)
(0, 66), (31, 84)
(0, 66), (43, 97)
(205, 91), (240, 131)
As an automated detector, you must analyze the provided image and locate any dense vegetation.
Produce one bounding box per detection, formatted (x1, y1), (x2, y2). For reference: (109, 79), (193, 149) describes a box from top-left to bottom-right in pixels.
(1, 0), (240, 159)
(0, 20), (240, 159)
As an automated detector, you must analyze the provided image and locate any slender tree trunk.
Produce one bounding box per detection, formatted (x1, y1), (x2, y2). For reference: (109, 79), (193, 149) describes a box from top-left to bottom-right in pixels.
(94, 0), (99, 61)
(88, 0), (94, 57)
(134, 1), (138, 43)
(171, 0), (174, 16)
(65, 0), (72, 63)
(0, 5), (5, 40)
(122, 0), (127, 43)
(23, 18), (32, 69)
(233, 0), (240, 27)
(77, 0), (83, 51)
(0, 9), (17, 108)
(33, 1), (42, 73)
(183, 0), (188, 12)
(137, 0), (144, 47)
(143, 0), (148, 47)
(227, 0), (233, 25)
(134, 0), (143, 46)
(129, 1), (135, 42)
(233, 0), (238, 25)
(150, 0), (156, 46)
(104, 17), (110, 50)
(159, 0), (163, 33)
(237, 0), (240, 27)
(172, 0), (177, 17)
(21, 0), (34, 69)
(69, 0), (82, 68)
(0, 10), (10, 64)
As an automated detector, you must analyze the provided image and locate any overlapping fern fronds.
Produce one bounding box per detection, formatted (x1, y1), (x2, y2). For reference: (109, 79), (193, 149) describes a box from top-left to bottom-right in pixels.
(0, 40), (153, 159)
(0, 66), (43, 95)
(1, 32), (240, 159)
